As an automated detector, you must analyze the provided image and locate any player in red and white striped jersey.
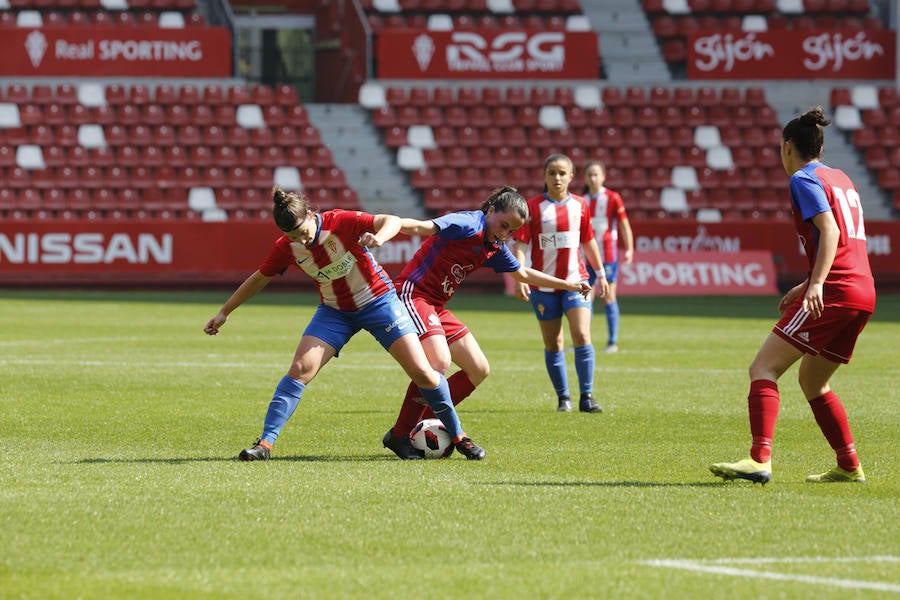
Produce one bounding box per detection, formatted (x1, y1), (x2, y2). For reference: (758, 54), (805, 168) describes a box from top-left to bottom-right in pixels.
(582, 160), (634, 354)
(513, 154), (609, 414)
(205, 188), (485, 461)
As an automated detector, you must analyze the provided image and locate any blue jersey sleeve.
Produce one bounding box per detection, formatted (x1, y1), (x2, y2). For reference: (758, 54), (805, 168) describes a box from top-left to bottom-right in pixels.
(790, 168), (830, 222)
(432, 211), (482, 240)
(485, 243), (521, 273)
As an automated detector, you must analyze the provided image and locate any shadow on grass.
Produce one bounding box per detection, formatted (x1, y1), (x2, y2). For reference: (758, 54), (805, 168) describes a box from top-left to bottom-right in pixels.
(482, 480), (725, 488)
(74, 454), (397, 464)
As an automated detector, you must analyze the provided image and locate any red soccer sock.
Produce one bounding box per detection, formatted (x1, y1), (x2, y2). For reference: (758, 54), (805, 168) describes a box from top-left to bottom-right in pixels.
(447, 370), (476, 405)
(421, 370), (476, 419)
(748, 379), (780, 463)
(391, 382), (428, 439)
(808, 391), (859, 471)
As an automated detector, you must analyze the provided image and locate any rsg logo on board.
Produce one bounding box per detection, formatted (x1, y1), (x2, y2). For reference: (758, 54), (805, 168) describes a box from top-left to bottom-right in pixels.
(415, 31), (566, 73)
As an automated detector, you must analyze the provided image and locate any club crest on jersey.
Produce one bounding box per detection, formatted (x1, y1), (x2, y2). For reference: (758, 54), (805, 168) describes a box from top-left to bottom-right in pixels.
(325, 238), (339, 257)
(450, 262), (475, 284)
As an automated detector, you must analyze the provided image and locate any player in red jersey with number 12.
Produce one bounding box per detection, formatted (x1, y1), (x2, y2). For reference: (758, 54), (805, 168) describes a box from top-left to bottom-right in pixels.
(710, 106), (876, 485)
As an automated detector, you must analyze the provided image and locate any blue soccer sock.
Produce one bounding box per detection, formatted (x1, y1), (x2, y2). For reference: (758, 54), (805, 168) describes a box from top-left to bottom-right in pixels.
(418, 374), (463, 439)
(574, 344), (595, 396)
(544, 349), (569, 398)
(605, 301), (620, 345)
(260, 375), (306, 445)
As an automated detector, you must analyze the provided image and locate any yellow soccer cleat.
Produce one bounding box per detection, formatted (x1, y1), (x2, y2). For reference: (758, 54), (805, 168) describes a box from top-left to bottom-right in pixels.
(710, 457), (772, 484)
(806, 466), (866, 483)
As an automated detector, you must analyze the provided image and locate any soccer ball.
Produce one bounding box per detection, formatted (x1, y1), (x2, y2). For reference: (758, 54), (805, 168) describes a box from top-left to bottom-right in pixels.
(409, 418), (454, 459)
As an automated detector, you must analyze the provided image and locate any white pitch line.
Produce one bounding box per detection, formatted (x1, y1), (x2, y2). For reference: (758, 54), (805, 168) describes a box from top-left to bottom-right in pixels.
(702, 556), (900, 565)
(642, 558), (900, 593)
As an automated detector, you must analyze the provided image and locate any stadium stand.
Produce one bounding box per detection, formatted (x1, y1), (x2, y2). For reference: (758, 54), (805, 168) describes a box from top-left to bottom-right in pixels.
(0, 82), (357, 220)
(362, 82), (791, 220)
(830, 83), (900, 212)
(0, 0), (897, 226)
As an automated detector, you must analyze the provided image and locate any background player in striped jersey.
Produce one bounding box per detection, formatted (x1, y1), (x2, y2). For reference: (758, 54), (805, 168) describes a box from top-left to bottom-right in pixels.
(204, 188), (486, 461)
(382, 186), (592, 459)
(582, 160), (634, 354)
(512, 154), (610, 414)
(710, 106), (876, 484)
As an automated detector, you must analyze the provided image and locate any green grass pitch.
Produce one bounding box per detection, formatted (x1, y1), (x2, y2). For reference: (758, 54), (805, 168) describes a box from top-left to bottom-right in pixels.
(1, 290), (898, 599)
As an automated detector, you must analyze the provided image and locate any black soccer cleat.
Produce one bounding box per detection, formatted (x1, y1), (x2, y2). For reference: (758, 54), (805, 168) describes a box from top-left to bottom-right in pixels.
(238, 439), (271, 461)
(557, 396), (573, 412)
(454, 437), (486, 460)
(382, 428), (424, 460)
(579, 393), (603, 413)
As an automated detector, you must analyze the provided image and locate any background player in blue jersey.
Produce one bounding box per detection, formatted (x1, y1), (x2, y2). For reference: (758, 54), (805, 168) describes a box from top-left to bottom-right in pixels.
(382, 186), (592, 459)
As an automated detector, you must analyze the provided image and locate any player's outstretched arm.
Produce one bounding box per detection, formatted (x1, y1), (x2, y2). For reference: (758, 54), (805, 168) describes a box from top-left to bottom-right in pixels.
(203, 270), (272, 335)
(398, 217), (439, 237)
(359, 214), (403, 248)
(512, 267), (591, 299)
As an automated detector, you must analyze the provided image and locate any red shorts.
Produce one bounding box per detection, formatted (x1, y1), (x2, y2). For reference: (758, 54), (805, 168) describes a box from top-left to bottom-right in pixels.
(773, 298), (872, 364)
(404, 295), (469, 343)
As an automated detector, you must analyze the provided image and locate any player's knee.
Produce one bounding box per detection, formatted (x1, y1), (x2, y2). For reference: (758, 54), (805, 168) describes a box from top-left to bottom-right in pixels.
(410, 369), (440, 389)
(469, 361), (489, 385)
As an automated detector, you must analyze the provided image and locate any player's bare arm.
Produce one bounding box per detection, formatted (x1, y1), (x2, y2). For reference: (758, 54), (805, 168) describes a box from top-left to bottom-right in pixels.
(398, 218), (439, 237)
(204, 270), (272, 335)
(512, 267), (591, 300)
(511, 241), (531, 301)
(803, 211), (840, 319)
(359, 214), (402, 248)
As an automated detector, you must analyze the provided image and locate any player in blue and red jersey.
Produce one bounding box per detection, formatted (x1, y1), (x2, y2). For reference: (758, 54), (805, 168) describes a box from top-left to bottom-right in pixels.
(204, 187), (486, 461)
(582, 161), (634, 354)
(382, 186), (592, 459)
(512, 154), (610, 414)
(711, 106), (876, 484)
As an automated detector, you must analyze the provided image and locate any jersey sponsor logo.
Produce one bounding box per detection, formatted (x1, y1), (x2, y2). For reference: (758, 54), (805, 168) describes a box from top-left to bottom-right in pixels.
(314, 251), (357, 281)
(539, 231), (579, 250)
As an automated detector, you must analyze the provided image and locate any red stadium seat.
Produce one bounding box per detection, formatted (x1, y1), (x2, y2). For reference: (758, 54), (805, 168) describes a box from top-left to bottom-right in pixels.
(275, 85), (299, 107)
(505, 87), (528, 108)
(432, 87), (454, 108)
(601, 87), (624, 107)
(167, 104), (190, 126)
(116, 145), (139, 166)
(176, 125), (201, 146)
(444, 146), (469, 169)
(481, 87), (502, 107)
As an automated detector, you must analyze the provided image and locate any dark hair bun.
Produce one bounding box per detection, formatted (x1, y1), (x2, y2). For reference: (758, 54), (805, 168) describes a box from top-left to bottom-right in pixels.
(799, 106), (831, 127)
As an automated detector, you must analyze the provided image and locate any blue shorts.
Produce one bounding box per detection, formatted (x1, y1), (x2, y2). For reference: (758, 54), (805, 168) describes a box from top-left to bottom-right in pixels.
(529, 289), (592, 321)
(587, 262), (618, 286)
(303, 291), (416, 355)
